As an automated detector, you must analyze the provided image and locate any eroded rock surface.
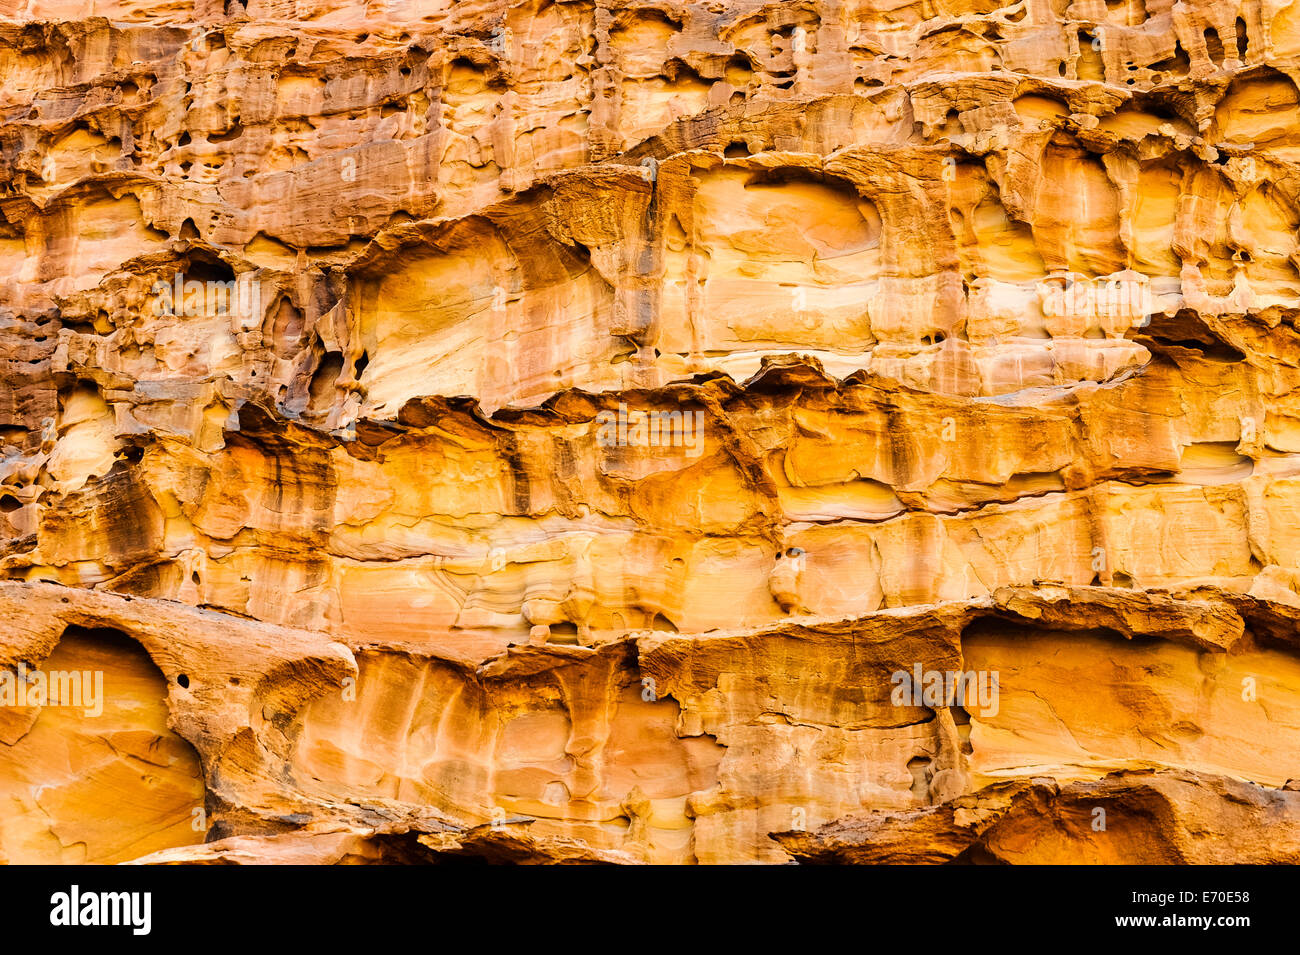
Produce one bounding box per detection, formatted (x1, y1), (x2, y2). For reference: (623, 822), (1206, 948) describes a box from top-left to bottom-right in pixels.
(2, 0), (1300, 863)
(774, 770), (1300, 864)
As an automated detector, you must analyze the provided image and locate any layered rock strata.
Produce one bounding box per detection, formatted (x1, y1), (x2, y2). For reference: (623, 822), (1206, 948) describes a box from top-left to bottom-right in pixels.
(2, 0), (1300, 863)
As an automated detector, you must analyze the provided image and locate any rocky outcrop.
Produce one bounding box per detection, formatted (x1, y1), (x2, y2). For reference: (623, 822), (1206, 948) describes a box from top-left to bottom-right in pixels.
(774, 770), (1300, 864)
(3, 0), (1300, 863)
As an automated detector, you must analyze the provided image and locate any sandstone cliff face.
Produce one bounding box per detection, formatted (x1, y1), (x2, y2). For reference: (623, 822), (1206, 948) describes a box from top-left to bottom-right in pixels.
(1, 0), (1299, 864)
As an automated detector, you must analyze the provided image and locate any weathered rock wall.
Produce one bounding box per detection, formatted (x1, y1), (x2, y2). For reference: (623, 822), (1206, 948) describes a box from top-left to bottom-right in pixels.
(2, 0), (1300, 863)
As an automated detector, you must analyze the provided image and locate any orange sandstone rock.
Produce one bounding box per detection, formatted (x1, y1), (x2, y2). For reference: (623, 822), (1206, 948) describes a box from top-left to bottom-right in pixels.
(1, 0), (1300, 864)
